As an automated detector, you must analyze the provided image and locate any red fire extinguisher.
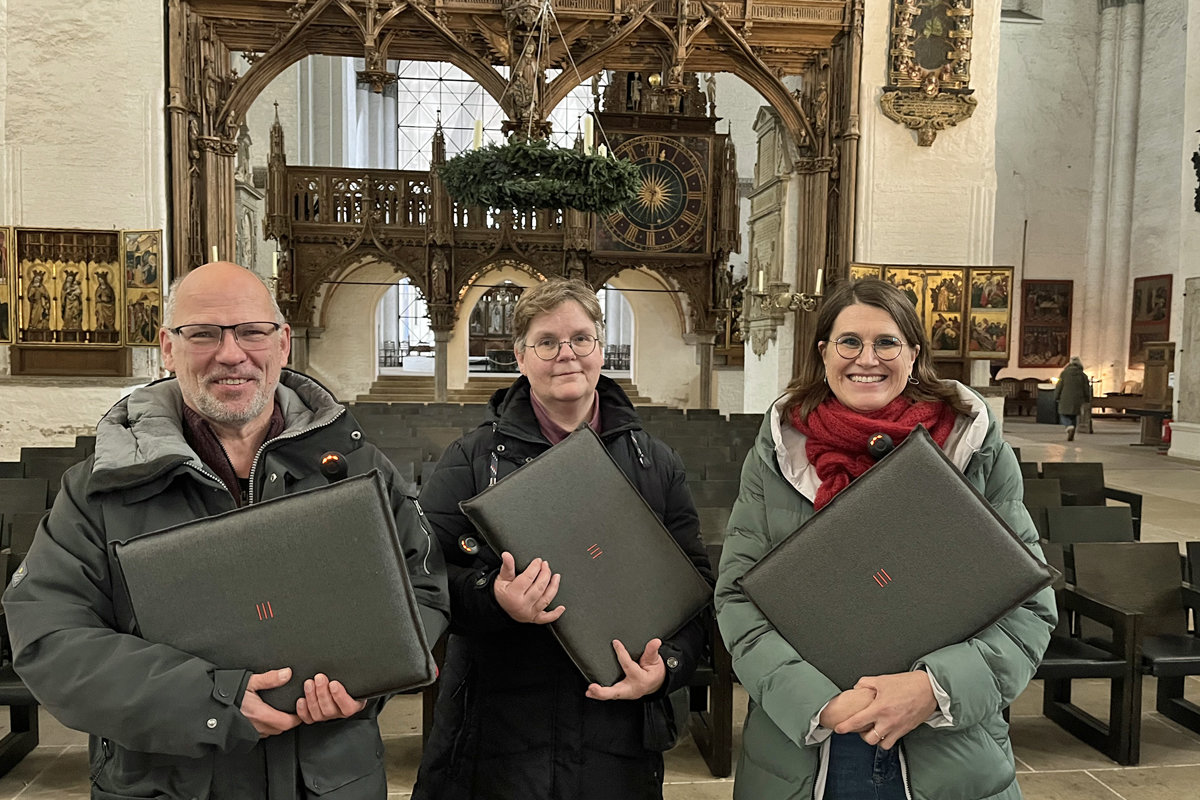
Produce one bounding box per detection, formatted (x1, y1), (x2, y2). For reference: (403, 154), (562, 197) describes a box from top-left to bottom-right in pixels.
(1162, 418), (1173, 444)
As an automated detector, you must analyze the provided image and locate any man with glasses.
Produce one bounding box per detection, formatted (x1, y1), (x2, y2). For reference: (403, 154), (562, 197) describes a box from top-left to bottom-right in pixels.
(4, 261), (449, 799)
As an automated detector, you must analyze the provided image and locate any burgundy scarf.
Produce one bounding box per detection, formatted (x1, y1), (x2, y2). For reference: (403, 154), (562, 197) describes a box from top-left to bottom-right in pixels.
(790, 396), (957, 510)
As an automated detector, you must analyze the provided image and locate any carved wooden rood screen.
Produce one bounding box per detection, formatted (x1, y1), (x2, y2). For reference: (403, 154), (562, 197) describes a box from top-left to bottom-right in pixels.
(170, 0), (858, 363)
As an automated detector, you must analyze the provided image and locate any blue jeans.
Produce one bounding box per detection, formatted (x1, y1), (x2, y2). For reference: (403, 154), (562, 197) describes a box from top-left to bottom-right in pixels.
(825, 732), (907, 800)
(1059, 414), (1077, 426)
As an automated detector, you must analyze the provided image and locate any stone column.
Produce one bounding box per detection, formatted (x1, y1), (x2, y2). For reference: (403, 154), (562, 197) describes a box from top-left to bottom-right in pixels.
(1081, 0), (1144, 392)
(353, 65), (398, 169)
(1168, 277), (1200, 461)
(433, 328), (452, 403)
(299, 56), (353, 167)
(289, 326), (312, 374)
(684, 332), (717, 409)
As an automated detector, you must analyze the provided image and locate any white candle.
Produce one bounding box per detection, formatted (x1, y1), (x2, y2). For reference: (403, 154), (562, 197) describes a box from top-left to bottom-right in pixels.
(815, 267), (824, 295)
(597, 143), (608, 158)
(472, 119), (483, 150)
(211, 245), (218, 263)
(583, 115), (594, 155)
(272, 252), (279, 278)
(757, 272), (764, 292)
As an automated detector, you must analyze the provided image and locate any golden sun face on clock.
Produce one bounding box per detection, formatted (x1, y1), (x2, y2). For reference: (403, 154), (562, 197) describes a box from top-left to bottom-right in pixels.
(599, 135), (709, 254)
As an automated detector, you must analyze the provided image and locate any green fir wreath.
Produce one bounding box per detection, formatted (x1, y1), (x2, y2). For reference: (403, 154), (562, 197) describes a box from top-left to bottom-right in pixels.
(439, 137), (640, 214)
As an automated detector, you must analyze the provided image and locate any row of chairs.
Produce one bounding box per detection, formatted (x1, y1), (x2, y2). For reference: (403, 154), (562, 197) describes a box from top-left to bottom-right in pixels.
(1028, 540), (1200, 766)
(0, 437), (97, 776)
(1019, 459), (1143, 539)
(1013, 452), (1199, 765)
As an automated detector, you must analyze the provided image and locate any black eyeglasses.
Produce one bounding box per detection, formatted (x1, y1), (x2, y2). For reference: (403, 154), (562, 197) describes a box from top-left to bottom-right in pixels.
(524, 334), (600, 361)
(168, 322), (282, 352)
(829, 335), (906, 361)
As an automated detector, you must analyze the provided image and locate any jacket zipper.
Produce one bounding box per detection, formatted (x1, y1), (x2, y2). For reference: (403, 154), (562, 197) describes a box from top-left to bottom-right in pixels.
(899, 741), (914, 800)
(246, 407), (347, 505)
(89, 737), (112, 786)
(411, 498), (435, 575)
(182, 408), (348, 505)
(629, 431), (649, 468)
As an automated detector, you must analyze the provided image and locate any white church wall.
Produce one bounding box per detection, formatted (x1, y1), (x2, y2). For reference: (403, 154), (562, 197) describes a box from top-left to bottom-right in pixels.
(1131, 0), (1186, 357)
(993, 1), (1099, 380)
(1, 0), (166, 378)
(607, 269), (696, 408)
(305, 257), (398, 402)
(1, 1), (166, 232)
(857, 0), (1000, 272)
(451, 265), (537, 391)
(0, 1), (9, 221)
(1185, 0), (1200, 284)
(854, 0), (1001, 392)
(0, 379), (144, 461)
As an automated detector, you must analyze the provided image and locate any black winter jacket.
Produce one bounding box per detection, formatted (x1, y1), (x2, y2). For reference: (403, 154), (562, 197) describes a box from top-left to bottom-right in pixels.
(412, 376), (713, 800)
(3, 370), (450, 800)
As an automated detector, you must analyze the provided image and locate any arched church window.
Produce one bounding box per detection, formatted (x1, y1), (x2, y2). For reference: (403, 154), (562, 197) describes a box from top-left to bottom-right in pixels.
(469, 282), (524, 372)
(395, 62), (608, 171)
(376, 277), (434, 370)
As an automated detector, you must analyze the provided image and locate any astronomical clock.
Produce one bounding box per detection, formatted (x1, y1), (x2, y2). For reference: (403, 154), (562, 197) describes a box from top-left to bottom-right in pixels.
(595, 131), (713, 256)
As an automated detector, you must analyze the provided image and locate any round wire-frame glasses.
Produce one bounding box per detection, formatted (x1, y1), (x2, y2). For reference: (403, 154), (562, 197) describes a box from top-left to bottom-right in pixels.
(524, 334), (600, 361)
(831, 335), (906, 362)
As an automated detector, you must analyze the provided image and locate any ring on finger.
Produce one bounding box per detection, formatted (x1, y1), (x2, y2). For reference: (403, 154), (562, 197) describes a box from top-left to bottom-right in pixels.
(873, 728), (884, 743)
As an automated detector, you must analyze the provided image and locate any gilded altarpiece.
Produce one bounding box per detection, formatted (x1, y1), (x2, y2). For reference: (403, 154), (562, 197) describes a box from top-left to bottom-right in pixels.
(859, 263), (1011, 360)
(11, 228), (163, 348)
(122, 231), (164, 346)
(0, 227), (13, 343)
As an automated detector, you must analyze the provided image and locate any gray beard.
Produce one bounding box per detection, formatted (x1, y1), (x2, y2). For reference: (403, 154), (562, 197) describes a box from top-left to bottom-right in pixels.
(193, 380), (271, 425)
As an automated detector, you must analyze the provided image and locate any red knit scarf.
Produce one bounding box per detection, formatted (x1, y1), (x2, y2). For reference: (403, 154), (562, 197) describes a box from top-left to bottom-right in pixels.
(790, 396), (958, 510)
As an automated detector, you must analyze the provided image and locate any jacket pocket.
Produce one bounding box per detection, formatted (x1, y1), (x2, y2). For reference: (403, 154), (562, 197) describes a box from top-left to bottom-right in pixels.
(905, 723), (1015, 800)
(297, 718), (386, 795)
(90, 739), (206, 800)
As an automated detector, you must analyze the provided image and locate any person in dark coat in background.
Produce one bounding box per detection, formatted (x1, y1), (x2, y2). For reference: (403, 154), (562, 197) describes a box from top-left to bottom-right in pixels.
(1054, 356), (1090, 441)
(412, 278), (714, 800)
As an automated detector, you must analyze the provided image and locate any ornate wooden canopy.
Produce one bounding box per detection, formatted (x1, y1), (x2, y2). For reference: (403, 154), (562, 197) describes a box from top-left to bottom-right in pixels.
(169, 0), (855, 271)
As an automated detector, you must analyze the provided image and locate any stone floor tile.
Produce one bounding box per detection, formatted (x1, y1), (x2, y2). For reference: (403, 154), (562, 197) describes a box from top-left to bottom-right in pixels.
(380, 694), (424, 737)
(1016, 770), (1123, 800)
(663, 780), (735, 799)
(1010, 715), (1131, 771)
(0, 746), (87, 800)
(1089, 763), (1200, 798)
(382, 733), (423, 794)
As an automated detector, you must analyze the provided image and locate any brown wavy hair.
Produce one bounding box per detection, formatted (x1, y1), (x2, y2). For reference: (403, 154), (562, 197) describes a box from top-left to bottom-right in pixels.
(510, 278), (605, 351)
(780, 277), (973, 422)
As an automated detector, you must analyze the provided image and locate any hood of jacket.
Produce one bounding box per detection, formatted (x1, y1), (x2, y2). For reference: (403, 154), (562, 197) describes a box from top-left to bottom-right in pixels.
(482, 374), (643, 444)
(758, 380), (991, 503)
(88, 368), (346, 496)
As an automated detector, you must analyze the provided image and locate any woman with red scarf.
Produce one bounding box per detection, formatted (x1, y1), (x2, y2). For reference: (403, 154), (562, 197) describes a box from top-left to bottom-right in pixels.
(715, 278), (1055, 800)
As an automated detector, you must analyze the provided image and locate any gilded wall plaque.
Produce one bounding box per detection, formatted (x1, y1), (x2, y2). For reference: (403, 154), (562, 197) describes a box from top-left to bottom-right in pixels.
(880, 0), (976, 146)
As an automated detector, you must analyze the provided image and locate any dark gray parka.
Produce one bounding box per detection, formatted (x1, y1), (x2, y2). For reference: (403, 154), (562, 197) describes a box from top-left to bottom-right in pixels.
(3, 370), (450, 800)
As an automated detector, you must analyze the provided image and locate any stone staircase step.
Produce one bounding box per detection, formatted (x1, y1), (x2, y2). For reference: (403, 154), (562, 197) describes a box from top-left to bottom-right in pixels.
(357, 375), (657, 406)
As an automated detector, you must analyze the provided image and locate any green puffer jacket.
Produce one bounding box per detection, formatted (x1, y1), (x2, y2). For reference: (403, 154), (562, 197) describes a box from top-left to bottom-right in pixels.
(715, 383), (1055, 800)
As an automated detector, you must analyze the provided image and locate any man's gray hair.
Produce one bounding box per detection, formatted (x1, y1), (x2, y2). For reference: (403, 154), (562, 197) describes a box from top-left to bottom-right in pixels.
(162, 269), (286, 328)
